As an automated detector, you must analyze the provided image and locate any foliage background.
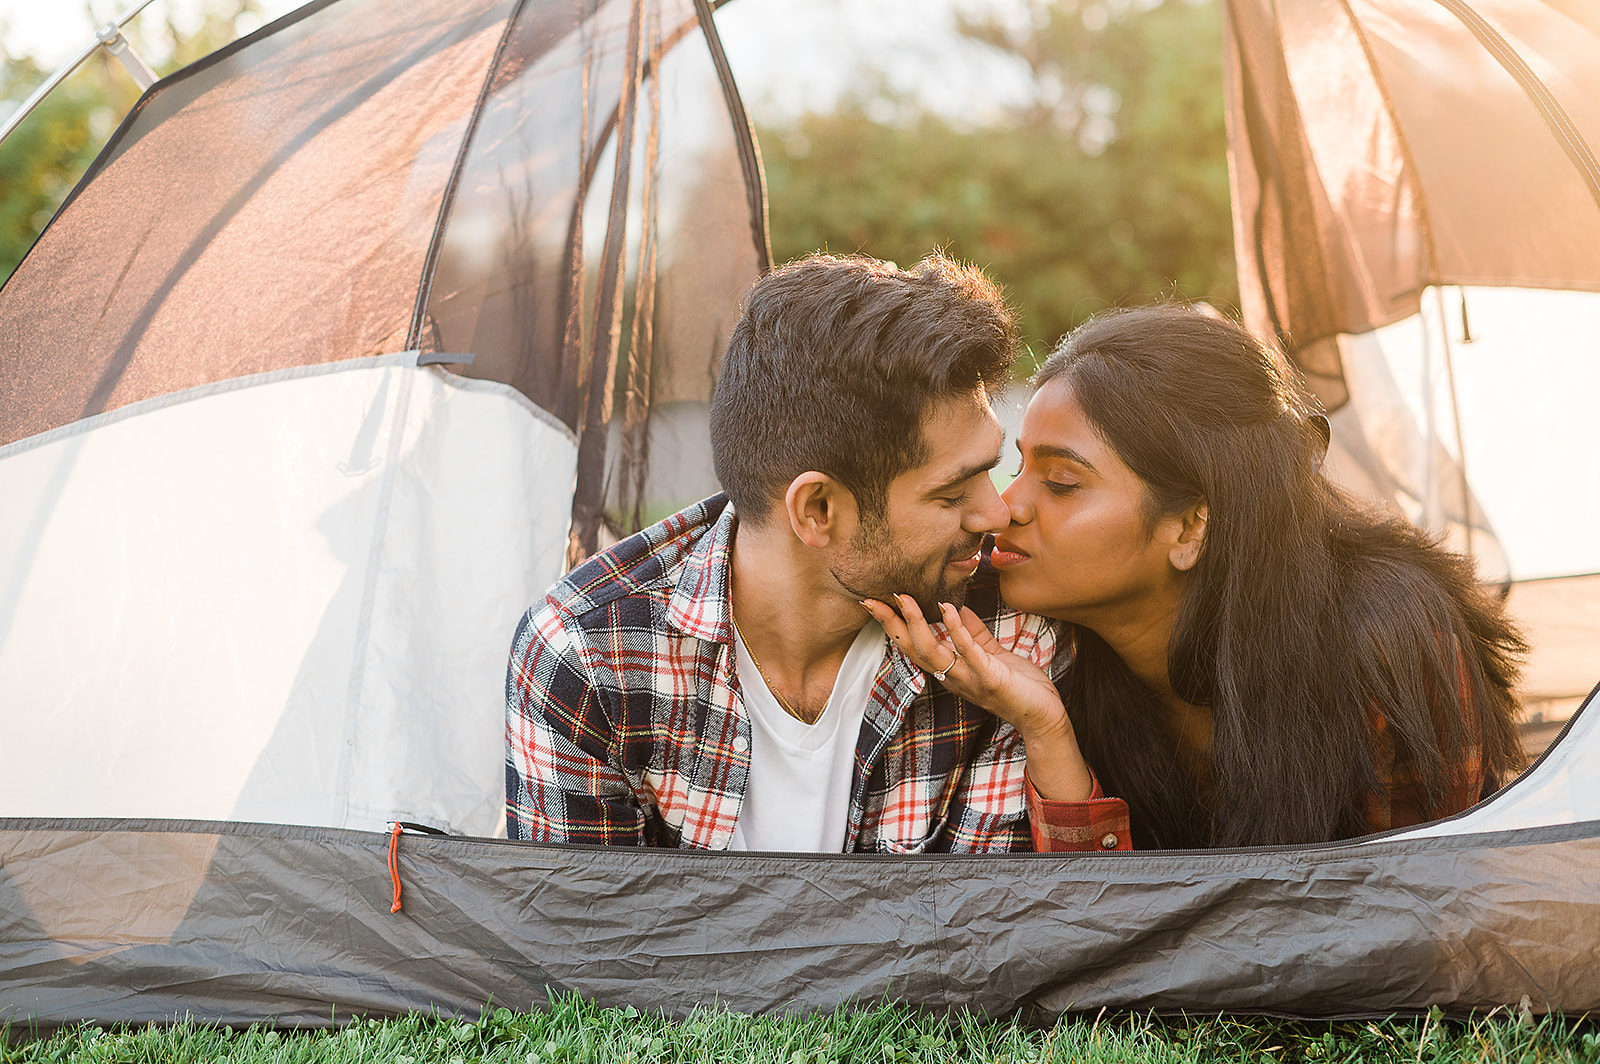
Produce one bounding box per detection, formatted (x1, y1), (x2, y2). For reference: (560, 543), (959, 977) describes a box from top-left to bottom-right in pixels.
(758, 0), (1237, 359)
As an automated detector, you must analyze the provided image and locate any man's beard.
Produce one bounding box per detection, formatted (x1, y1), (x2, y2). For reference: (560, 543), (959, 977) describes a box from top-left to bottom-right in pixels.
(829, 519), (983, 617)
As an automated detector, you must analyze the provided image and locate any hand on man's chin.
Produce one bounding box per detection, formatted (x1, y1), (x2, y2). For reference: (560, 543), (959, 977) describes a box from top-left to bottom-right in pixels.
(899, 579), (969, 621)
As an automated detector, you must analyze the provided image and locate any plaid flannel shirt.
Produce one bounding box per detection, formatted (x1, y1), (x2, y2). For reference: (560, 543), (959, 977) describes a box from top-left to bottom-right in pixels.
(505, 494), (1061, 853)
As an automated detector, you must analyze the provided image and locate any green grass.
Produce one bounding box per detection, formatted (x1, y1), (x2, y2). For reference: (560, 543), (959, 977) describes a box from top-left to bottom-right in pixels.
(4, 997), (1597, 1063)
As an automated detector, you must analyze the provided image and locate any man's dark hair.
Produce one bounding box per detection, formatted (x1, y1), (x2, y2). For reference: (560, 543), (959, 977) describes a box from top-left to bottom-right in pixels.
(710, 252), (1017, 525)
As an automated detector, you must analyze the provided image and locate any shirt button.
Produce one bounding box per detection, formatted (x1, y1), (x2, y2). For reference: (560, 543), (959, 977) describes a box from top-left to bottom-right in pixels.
(732, 735), (749, 753)
(1099, 833), (1119, 850)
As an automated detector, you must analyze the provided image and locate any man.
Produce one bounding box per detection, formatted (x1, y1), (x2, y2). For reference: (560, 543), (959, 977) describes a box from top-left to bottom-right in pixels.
(505, 252), (1091, 852)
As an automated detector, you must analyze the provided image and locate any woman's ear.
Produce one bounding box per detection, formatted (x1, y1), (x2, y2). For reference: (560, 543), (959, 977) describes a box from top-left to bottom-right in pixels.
(1169, 500), (1208, 572)
(784, 472), (854, 549)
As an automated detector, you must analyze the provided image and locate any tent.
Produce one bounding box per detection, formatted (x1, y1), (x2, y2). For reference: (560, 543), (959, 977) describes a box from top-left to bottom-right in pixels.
(2, 0), (1598, 1029)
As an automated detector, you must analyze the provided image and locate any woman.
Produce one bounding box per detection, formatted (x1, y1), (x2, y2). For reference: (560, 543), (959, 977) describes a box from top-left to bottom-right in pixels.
(864, 304), (1526, 850)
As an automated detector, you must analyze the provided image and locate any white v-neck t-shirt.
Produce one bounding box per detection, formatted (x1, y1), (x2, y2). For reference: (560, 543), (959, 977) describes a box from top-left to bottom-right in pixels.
(727, 621), (887, 852)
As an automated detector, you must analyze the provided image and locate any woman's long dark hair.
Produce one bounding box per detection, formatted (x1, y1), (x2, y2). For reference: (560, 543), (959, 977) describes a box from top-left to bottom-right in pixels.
(1037, 305), (1526, 848)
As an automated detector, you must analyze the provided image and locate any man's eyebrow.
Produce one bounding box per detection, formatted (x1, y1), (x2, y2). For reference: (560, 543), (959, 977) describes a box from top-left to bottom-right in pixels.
(1018, 440), (1099, 475)
(927, 454), (1002, 496)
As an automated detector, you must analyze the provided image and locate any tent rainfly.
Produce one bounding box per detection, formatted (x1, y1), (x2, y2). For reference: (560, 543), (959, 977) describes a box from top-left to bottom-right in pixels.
(1, 0), (1598, 1029)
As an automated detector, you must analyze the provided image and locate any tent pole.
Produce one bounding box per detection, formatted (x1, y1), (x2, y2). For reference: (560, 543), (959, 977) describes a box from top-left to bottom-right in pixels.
(0, 0), (162, 148)
(405, 0), (531, 352)
(693, 0), (771, 274)
(568, 0), (649, 566)
(1431, 0), (1600, 214)
(1432, 285), (1484, 576)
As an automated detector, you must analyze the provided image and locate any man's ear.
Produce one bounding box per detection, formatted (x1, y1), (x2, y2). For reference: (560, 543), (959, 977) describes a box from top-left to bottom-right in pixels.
(1169, 500), (1208, 572)
(784, 472), (854, 549)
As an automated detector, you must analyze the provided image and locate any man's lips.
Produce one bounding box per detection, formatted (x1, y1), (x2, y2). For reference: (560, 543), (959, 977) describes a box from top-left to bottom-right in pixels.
(987, 537), (1030, 569)
(946, 540), (985, 572)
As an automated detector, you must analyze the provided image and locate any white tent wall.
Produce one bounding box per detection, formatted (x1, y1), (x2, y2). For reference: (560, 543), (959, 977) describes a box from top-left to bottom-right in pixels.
(0, 356), (575, 837)
(1321, 285), (1600, 726)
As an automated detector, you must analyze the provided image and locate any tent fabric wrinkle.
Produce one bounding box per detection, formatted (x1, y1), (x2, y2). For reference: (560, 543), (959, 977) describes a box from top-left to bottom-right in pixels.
(569, 0), (653, 564)
(2, 809), (1599, 1025)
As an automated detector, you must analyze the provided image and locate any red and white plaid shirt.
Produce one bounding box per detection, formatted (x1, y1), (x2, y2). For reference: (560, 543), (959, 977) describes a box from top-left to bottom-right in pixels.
(505, 495), (1062, 853)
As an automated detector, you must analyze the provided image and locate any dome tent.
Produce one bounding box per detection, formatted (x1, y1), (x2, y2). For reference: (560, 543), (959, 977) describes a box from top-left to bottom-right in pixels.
(2, 0), (1599, 1029)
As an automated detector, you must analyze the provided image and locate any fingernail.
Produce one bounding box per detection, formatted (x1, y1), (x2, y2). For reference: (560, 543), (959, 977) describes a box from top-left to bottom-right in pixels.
(939, 601), (954, 613)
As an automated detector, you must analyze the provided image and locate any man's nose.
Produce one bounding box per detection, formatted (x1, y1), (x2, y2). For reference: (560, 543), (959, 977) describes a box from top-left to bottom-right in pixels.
(968, 477), (1010, 534)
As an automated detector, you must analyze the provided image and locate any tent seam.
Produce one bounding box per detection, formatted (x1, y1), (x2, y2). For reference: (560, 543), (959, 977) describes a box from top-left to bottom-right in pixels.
(1430, 0), (1600, 213)
(0, 352), (416, 462)
(0, 353), (579, 462)
(5, 811), (1600, 856)
(693, 0), (771, 274)
(425, 365), (579, 445)
(405, 0), (531, 351)
(336, 367), (416, 828)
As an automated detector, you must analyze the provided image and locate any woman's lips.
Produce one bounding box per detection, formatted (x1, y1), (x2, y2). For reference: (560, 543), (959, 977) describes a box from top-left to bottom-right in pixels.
(987, 538), (1030, 569)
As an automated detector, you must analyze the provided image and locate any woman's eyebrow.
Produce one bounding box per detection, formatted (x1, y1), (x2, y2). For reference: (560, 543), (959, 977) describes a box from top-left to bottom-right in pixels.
(1026, 441), (1099, 474)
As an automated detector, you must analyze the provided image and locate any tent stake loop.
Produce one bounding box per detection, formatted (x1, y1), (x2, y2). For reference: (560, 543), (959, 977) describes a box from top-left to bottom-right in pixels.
(388, 822), (404, 914)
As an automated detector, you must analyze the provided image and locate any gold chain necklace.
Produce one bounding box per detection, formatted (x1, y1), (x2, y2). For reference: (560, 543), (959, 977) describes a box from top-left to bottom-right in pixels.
(730, 613), (817, 724)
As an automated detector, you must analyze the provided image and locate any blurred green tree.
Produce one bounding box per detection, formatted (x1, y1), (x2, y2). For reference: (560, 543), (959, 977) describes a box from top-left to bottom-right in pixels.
(0, 52), (136, 286)
(760, 0), (1237, 363)
(1, 1), (261, 286)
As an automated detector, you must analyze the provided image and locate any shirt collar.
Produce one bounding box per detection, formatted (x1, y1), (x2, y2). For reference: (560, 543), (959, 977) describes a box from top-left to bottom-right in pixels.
(666, 502), (737, 644)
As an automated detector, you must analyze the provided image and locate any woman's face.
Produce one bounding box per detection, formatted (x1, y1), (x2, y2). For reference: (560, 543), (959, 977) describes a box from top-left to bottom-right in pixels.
(991, 378), (1197, 630)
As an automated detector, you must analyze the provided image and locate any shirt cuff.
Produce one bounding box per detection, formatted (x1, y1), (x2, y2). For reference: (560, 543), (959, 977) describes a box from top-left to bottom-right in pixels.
(1025, 770), (1132, 852)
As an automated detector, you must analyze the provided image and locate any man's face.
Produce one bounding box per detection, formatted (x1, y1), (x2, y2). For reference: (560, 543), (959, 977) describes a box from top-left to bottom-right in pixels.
(829, 391), (1010, 614)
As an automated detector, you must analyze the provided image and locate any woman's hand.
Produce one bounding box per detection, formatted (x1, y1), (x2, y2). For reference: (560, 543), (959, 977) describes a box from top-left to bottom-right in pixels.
(859, 596), (1095, 802)
(861, 596), (1061, 735)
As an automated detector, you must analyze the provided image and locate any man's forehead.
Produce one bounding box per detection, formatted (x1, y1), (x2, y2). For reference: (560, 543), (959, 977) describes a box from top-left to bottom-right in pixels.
(906, 394), (1004, 487)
